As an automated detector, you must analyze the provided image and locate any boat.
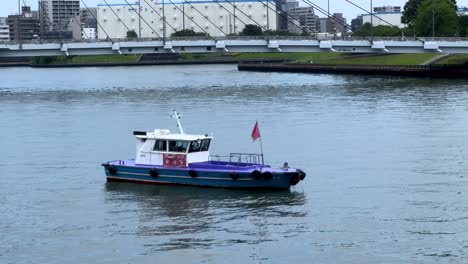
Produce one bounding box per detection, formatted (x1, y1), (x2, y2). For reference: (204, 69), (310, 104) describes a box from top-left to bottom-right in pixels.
(101, 110), (306, 190)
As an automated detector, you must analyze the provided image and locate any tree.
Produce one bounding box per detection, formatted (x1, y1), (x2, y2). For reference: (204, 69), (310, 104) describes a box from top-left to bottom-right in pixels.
(352, 23), (401, 37)
(459, 15), (468, 37)
(240, 24), (263, 36)
(402, 0), (457, 26)
(402, 0), (422, 26)
(171, 29), (208, 37)
(414, 0), (458, 37)
(263, 30), (302, 36)
(126, 30), (138, 39)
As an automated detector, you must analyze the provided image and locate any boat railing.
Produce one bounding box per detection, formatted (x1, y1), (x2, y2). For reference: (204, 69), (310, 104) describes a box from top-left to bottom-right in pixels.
(209, 153), (264, 164)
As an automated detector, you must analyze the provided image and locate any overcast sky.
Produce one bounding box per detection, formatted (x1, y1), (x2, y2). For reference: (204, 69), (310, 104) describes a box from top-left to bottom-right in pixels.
(2, 0), (468, 21)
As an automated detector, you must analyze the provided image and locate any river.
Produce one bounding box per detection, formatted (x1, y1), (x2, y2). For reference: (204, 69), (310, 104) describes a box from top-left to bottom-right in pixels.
(1, 64), (467, 263)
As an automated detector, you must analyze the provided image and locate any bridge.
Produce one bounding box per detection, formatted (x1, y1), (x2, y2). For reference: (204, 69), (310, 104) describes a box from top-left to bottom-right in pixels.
(2, 37), (468, 57)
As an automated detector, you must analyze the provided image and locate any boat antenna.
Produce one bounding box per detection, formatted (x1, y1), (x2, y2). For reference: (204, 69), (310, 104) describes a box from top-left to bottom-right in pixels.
(170, 109), (184, 134)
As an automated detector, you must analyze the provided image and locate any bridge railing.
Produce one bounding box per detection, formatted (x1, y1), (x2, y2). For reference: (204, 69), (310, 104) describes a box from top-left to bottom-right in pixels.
(4, 36), (468, 46)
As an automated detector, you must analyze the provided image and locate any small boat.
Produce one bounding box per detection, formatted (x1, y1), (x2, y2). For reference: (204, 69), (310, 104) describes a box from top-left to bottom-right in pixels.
(102, 110), (306, 190)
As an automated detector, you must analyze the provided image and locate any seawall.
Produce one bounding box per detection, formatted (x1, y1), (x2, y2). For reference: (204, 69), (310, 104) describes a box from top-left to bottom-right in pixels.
(237, 62), (468, 78)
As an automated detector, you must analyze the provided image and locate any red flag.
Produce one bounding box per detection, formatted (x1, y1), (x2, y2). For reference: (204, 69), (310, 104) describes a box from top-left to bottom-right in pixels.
(251, 121), (260, 141)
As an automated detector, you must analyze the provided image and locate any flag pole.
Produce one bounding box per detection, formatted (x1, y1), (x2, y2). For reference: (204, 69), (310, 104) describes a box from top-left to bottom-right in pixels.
(259, 134), (264, 165)
(256, 120), (264, 165)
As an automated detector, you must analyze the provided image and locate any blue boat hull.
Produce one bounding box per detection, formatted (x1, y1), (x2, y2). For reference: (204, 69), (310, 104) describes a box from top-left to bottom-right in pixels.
(103, 164), (298, 190)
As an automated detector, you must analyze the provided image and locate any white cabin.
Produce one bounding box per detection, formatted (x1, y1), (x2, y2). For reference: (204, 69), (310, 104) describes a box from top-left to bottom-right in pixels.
(134, 129), (212, 167)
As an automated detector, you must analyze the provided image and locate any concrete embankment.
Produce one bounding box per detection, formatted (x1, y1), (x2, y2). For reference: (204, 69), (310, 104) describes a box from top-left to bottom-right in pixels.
(237, 62), (468, 78)
(29, 59), (289, 68)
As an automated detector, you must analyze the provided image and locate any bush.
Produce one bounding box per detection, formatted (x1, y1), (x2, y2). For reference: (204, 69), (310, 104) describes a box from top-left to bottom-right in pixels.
(171, 29), (208, 37)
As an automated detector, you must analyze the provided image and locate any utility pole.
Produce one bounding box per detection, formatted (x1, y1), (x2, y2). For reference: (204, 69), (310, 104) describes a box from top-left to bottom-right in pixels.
(266, 0), (269, 32)
(59, 0), (63, 42)
(370, 0), (373, 41)
(327, 0), (330, 33)
(139, 0), (142, 38)
(162, 0), (166, 41)
(432, 0), (435, 38)
(17, 0), (21, 43)
(233, 0), (236, 34)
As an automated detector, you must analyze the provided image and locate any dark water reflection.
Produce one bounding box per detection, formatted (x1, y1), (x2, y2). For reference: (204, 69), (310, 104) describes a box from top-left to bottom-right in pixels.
(1, 65), (468, 263)
(104, 183), (306, 252)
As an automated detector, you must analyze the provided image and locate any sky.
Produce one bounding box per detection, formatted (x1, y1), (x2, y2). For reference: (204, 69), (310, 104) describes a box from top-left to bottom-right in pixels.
(1, 0), (468, 20)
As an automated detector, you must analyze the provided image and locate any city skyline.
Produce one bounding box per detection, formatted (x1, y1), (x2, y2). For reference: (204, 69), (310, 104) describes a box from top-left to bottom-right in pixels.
(2, 0), (454, 23)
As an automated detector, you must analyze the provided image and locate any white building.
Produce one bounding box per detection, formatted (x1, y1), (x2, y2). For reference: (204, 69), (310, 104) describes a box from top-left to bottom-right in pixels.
(0, 17), (9, 41)
(96, 0), (277, 39)
(362, 6), (403, 28)
(82, 27), (97, 39)
(458, 7), (468, 16)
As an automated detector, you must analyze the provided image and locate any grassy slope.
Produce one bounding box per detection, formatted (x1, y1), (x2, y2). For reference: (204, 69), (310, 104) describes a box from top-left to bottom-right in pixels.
(233, 52), (342, 61)
(435, 54), (468, 65)
(179, 52), (344, 62)
(36, 53), (444, 66)
(313, 53), (439, 66)
(70, 54), (140, 63)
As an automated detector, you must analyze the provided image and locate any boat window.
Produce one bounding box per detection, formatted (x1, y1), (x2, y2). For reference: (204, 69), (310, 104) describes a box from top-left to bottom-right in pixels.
(153, 140), (166, 152)
(189, 140), (202, 153)
(168, 140), (188, 153)
(200, 139), (211, 151)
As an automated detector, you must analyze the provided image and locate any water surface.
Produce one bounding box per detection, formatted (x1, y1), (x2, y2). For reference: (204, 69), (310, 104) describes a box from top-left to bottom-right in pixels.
(1, 65), (467, 263)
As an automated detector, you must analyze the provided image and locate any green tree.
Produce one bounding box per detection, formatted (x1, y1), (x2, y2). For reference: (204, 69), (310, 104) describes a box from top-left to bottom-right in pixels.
(402, 0), (422, 26)
(352, 23), (401, 37)
(171, 29), (208, 37)
(126, 30), (138, 39)
(240, 24), (263, 36)
(414, 0), (458, 37)
(459, 15), (468, 37)
(263, 30), (302, 36)
(402, 0), (457, 26)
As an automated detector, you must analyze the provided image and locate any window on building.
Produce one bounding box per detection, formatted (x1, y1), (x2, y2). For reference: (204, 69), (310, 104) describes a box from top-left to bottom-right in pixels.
(153, 140), (166, 152)
(168, 141), (188, 153)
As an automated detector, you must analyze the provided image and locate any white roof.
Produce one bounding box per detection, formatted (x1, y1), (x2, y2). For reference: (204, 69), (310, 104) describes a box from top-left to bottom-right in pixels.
(136, 129), (212, 141)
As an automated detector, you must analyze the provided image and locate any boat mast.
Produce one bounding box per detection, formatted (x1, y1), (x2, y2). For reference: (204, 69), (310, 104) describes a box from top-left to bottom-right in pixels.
(170, 109), (184, 134)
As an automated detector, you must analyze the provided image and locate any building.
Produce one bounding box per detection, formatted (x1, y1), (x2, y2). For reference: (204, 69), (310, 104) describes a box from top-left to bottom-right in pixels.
(351, 15), (363, 32)
(82, 27), (97, 39)
(96, 0), (277, 39)
(80, 7), (97, 28)
(7, 6), (40, 41)
(362, 6), (403, 28)
(373, 6), (400, 13)
(40, 0), (80, 32)
(330, 13), (346, 33)
(287, 6), (316, 34)
(0, 17), (9, 41)
(282, 0), (298, 11)
(318, 13), (346, 34)
(66, 15), (82, 40)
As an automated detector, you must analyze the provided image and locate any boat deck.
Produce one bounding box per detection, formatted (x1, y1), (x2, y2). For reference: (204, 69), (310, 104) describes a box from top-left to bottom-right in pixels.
(105, 159), (297, 173)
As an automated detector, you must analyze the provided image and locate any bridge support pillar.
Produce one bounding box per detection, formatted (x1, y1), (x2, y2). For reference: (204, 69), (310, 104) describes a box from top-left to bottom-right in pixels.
(371, 41), (388, 52)
(60, 44), (69, 56)
(112, 43), (121, 54)
(424, 42), (442, 53)
(319, 41), (334, 51)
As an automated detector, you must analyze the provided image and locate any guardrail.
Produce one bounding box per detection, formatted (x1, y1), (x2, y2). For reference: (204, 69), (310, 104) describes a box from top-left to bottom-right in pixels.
(4, 36), (468, 45)
(209, 153), (264, 164)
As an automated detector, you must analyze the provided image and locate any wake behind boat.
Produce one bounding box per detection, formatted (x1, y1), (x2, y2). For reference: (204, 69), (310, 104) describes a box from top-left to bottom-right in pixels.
(102, 110), (306, 190)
